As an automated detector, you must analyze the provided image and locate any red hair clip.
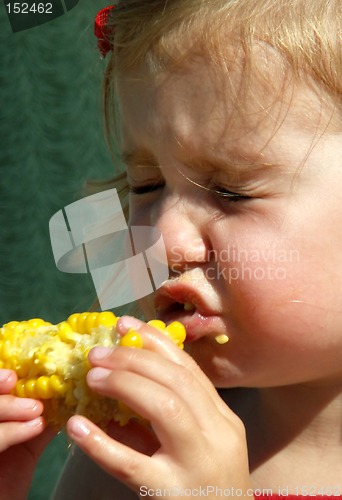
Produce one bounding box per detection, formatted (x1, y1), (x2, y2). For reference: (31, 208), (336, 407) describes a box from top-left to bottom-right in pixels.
(94, 6), (116, 58)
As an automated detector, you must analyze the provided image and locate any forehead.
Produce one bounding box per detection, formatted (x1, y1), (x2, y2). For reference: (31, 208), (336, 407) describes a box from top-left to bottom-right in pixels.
(117, 47), (340, 164)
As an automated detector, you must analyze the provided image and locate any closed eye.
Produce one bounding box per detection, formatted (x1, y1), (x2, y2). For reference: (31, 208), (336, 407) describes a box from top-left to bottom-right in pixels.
(129, 182), (165, 195)
(175, 169), (251, 202)
(212, 186), (251, 202)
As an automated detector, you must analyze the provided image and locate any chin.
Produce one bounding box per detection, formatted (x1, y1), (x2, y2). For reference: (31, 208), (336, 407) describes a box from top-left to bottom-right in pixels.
(185, 337), (278, 389)
(184, 339), (241, 388)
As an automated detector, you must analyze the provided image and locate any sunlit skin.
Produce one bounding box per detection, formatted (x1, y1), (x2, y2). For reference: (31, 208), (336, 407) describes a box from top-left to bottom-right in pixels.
(97, 51), (342, 490)
(3, 46), (342, 499)
(118, 52), (342, 391)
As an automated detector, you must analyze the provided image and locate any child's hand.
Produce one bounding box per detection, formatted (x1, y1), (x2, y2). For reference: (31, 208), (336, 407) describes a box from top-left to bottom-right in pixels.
(67, 318), (251, 499)
(0, 369), (55, 499)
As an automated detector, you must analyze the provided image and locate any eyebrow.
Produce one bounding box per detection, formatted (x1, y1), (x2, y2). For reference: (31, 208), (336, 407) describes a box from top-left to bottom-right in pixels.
(183, 153), (282, 178)
(122, 148), (284, 181)
(121, 150), (158, 168)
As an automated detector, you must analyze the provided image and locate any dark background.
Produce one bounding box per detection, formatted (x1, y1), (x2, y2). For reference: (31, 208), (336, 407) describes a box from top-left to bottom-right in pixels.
(1, 1), (118, 497)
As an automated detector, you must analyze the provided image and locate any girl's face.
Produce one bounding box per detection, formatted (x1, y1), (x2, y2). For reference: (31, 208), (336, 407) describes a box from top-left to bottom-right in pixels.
(117, 53), (342, 389)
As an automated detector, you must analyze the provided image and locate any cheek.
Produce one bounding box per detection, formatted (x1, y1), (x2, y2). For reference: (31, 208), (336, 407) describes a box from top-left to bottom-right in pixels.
(222, 230), (342, 347)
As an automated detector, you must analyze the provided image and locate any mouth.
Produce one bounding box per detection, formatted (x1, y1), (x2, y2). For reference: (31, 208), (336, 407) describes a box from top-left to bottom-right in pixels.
(154, 281), (226, 342)
(155, 285), (211, 321)
(155, 297), (198, 323)
(157, 300), (197, 324)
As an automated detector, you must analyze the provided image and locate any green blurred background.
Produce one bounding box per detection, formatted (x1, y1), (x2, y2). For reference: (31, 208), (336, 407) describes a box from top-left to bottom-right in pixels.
(1, 1), (119, 497)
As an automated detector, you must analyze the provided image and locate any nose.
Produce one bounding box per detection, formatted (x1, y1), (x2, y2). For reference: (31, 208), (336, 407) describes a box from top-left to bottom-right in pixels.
(152, 195), (210, 272)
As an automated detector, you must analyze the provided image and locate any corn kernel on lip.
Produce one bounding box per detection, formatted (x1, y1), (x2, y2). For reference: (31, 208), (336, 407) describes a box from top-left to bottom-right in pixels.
(214, 334), (230, 345)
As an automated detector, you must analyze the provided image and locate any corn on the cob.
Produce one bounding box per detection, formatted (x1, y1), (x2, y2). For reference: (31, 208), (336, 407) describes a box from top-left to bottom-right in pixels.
(0, 312), (186, 427)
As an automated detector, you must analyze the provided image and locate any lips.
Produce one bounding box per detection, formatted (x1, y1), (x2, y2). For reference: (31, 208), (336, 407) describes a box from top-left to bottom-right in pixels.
(155, 283), (214, 318)
(154, 274), (225, 342)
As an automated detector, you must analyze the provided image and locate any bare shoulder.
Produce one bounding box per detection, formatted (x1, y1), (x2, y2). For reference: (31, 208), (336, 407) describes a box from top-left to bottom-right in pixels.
(52, 445), (138, 500)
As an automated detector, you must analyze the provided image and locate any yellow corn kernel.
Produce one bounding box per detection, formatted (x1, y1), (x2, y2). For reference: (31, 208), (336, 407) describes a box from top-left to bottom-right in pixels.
(27, 318), (50, 328)
(49, 374), (67, 395)
(15, 359), (31, 379)
(214, 334), (229, 345)
(0, 311), (186, 428)
(76, 312), (90, 334)
(1, 340), (14, 360)
(15, 379), (26, 398)
(147, 319), (166, 330)
(24, 379), (38, 399)
(36, 376), (54, 399)
(84, 312), (101, 333)
(164, 321), (187, 348)
(66, 313), (80, 332)
(10, 323), (27, 335)
(95, 311), (117, 329)
(57, 321), (77, 342)
(1, 321), (19, 331)
(119, 330), (144, 348)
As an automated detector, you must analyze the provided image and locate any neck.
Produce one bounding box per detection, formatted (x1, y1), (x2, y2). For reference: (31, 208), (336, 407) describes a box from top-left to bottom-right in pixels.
(232, 383), (342, 489)
(257, 383), (342, 444)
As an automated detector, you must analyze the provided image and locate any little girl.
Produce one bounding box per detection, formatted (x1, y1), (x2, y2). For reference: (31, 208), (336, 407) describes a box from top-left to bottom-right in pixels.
(2, 0), (342, 498)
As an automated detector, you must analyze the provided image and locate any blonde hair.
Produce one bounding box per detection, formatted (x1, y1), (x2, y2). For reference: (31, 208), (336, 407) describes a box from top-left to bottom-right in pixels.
(98, 0), (341, 318)
(103, 0), (342, 147)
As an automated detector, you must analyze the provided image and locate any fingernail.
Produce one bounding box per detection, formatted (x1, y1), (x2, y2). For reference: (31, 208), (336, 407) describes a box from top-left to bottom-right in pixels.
(68, 416), (90, 438)
(90, 346), (113, 360)
(88, 367), (111, 382)
(0, 369), (12, 383)
(16, 398), (37, 410)
(25, 417), (43, 427)
(117, 316), (142, 332)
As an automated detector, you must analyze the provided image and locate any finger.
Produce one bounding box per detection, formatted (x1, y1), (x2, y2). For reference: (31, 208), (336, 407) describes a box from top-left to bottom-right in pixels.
(89, 346), (227, 432)
(0, 417), (46, 452)
(0, 395), (44, 422)
(89, 322), (231, 417)
(0, 370), (17, 394)
(117, 317), (223, 404)
(67, 416), (159, 491)
(87, 367), (206, 460)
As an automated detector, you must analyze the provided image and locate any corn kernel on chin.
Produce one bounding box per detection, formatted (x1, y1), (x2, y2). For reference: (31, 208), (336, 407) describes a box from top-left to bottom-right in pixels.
(0, 312), (186, 428)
